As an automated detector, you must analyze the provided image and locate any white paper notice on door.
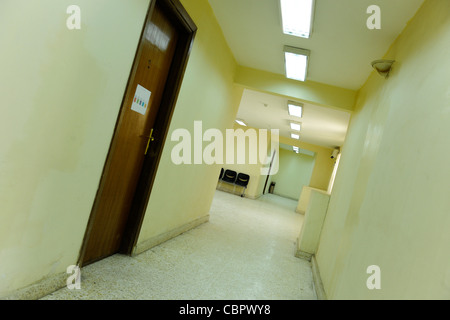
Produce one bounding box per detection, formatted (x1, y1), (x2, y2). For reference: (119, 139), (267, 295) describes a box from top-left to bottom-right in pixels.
(131, 84), (151, 115)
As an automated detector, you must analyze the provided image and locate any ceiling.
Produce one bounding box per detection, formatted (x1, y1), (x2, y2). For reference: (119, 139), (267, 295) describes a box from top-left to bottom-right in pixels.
(208, 0), (424, 150)
(209, 0), (425, 90)
(236, 88), (351, 148)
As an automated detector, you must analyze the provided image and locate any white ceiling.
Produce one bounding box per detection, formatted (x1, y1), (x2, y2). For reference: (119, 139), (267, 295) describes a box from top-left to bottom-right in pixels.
(237, 89), (351, 148)
(208, 0), (424, 149)
(209, 0), (425, 90)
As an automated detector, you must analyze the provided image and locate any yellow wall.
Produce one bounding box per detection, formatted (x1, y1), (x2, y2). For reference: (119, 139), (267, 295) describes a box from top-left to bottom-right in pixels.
(235, 66), (357, 112)
(279, 136), (335, 190)
(0, 0), (151, 296)
(296, 186), (329, 214)
(297, 190), (330, 255)
(315, 0), (450, 299)
(269, 148), (315, 200)
(136, 0), (240, 245)
(0, 0), (239, 297)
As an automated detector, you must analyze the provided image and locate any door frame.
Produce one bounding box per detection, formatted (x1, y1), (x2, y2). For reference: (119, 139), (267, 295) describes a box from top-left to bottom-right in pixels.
(262, 150), (277, 194)
(78, 0), (197, 266)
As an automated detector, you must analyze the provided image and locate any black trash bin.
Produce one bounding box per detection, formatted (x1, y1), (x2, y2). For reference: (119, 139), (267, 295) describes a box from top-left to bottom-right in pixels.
(269, 182), (276, 194)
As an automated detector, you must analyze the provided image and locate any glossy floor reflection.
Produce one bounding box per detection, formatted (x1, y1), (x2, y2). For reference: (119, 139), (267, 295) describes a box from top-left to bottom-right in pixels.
(41, 190), (316, 300)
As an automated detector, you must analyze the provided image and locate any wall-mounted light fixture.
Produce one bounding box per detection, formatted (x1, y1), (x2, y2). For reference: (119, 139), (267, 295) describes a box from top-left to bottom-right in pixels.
(371, 59), (395, 78)
(284, 46), (310, 81)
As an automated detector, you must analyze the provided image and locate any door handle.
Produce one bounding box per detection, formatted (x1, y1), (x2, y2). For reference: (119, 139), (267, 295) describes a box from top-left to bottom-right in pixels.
(143, 128), (155, 155)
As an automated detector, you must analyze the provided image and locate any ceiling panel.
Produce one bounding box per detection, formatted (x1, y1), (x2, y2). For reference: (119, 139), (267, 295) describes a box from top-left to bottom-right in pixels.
(236, 89), (351, 148)
(209, 0), (425, 90)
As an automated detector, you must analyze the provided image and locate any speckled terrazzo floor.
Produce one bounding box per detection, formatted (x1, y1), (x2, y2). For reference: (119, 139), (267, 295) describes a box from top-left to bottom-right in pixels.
(41, 190), (317, 300)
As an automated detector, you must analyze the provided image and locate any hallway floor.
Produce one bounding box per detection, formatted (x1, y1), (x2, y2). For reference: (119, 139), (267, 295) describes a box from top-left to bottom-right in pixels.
(41, 190), (316, 300)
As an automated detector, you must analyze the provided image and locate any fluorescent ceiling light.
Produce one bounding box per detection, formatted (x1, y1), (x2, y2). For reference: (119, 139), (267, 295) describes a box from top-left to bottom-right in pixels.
(284, 46), (310, 82)
(280, 0), (315, 38)
(288, 101), (303, 118)
(290, 122), (301, 131)
(235, 119), (247, 126)
(291, 133), (300, 140)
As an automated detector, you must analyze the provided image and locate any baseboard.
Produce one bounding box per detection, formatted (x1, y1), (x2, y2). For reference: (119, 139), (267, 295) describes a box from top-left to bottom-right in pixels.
(295, 248), (327, 300)
(311, 255), (327, 300)
(216, 186), (262, 200)
(132, 215), (210, 256)
(1, 271), (67, 300)
(295, 250), (313, 261)
(2, 215), (209, 299)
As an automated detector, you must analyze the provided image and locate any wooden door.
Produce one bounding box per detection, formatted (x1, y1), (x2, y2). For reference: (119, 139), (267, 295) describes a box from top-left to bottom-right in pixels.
(80, 0), (185, 265)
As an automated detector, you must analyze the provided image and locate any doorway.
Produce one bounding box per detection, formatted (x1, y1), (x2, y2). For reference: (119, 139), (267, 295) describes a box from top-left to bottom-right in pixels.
(79, 0), (196, 266)
(263, 150), (277, 194)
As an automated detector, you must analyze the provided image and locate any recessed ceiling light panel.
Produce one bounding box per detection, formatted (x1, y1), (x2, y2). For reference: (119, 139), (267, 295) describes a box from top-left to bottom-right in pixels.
(284, 46), (310, 82)
(280, 0), (315, 38)
(288, 101), (303, 118)
(290, 122), (301, 131)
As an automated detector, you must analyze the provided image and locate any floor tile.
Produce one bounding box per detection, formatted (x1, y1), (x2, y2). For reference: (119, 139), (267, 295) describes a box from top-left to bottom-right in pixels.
(41, 190), (316, 300)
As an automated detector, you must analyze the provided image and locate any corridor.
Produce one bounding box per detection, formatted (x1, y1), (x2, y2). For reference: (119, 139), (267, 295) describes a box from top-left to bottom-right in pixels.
(41, 190), (316, 300)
